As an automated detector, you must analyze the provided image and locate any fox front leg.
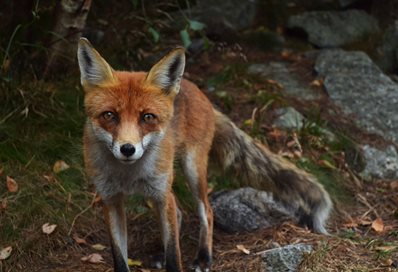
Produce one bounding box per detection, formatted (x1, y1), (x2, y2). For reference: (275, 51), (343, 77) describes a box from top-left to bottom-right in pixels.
(153, 191), (184, 272)
(103, 194), (129, 272)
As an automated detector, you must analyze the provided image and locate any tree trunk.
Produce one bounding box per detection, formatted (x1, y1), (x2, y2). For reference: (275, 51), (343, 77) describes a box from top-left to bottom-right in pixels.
(44, 0), (92, 79)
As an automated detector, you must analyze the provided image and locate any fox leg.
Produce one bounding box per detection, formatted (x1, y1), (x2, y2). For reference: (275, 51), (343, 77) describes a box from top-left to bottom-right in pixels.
(103, 194), (129, 272)
(182, 150), (213, 271)
(152, 189), (183, 272)
(150, 202), (182, 269)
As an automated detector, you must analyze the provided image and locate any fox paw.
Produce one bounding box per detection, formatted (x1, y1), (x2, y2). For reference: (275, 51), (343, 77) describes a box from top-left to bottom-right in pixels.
(150, 253), (165, 269)
(191, 248), (211, 272)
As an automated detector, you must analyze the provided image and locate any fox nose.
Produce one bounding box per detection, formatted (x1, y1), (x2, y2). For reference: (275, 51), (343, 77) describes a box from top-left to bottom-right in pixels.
(120, 144), (136, 157)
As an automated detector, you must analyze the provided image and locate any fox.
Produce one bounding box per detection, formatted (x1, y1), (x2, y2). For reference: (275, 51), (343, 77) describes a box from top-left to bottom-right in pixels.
(77, 38), (332, 272)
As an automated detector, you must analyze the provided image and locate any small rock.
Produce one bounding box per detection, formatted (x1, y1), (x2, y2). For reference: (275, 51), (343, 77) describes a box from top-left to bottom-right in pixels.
(273, 107), (305, 130)
(248, 62), (321, 100)
(210, 187), (293, 233)
(361, 145), (398, 180)
(287, 10), (380, 48)
(261, 243), (313, 272)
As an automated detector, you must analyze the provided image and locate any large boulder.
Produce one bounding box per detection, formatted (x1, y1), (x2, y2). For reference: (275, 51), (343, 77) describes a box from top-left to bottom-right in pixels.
(210, 187), (293, 233)
(287, 10), (379, 48)
(315, 49), (398, 143)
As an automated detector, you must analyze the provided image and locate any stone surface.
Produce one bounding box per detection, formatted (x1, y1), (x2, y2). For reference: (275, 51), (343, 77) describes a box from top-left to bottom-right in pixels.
(273, 107), (305, 130)
(361, 145), (398, 180)
(261, 243), (313, 272)
(177, 0), (257, 36)
(247, 62), (321, 100)
(376, 21), (398, 72)
(338, 0), (361, 7)
(315, 49), (398, 143)
(287, 10), (379, 48)
(210, 187), (293, 233)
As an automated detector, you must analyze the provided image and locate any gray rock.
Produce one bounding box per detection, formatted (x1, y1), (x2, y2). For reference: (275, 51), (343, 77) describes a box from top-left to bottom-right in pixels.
(273, 107), (305, 130)
(210, 187), (293, 233)
(287, 10), (380, 48)
(315, 49), (398, 143)
(361, 145), (398, 180)
(248, 62), (321, 100)
(261, 243), (313, 272)
(376, 21), (398, 72)
(338, 0), (361, 7)
(177, 0), (257, 36)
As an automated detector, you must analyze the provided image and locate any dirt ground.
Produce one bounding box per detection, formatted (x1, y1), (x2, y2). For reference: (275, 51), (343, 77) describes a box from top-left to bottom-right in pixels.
(1, 2), (398, 270)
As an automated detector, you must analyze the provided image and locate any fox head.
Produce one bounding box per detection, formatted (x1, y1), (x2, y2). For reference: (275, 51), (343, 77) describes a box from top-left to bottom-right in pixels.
(77, 38), (185, 164)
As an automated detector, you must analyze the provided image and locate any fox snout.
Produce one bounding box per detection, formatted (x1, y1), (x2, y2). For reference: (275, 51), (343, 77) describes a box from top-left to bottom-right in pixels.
(120, 143), (136, 157)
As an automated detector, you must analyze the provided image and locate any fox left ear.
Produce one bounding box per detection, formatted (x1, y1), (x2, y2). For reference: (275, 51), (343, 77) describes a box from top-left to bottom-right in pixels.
(77, 38), (116, 88)
(145, 48), (185, 95)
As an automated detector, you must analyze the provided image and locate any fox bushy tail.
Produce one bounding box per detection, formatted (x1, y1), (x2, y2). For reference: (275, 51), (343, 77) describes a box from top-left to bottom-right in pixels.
(210, 110), (332, 234)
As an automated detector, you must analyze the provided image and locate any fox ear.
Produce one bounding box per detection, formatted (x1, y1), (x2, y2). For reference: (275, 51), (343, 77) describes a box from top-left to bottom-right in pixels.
(145, 48), (185, 95)
(77, 38), (116, 87)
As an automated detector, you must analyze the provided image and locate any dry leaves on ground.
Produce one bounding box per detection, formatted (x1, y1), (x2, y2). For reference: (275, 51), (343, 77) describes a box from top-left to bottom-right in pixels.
(0, 246), (12, 260)
(91, 244), (106, 251)
(6, 176), (18, 193)
(42, 223), (57, 235)
(371, 218), (384, 233)
(53, 160), (70, 173)
(81, 253), (104, 264)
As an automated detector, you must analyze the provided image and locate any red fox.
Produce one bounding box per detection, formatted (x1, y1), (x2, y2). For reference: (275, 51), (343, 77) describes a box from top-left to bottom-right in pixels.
(77, 38), (332, 272)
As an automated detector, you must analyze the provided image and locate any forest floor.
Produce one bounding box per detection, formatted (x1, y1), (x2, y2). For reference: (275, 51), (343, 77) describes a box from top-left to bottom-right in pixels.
(1, 44), (398, 272)
(1, 3), (398, 271)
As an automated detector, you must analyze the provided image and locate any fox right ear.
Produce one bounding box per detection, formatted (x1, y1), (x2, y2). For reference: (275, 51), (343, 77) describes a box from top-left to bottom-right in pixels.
(77, 38), (116, 87)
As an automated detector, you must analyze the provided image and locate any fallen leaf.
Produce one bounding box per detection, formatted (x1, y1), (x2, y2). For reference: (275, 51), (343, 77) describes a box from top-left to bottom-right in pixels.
(374, 245), (396, 252)
(310, 79), (323, 87)
(236, 244), (250, 255)
(43, 175), (55, 183)
(6, 176), (18, 193)
(318, 160), (336, 170)
(1, 198), (7, 209)
(371, 218), (384, 233)
(281, 50), (291, 59)
(390, 181), (398, 191)
(91, 244), (106, 251)
(93, 195), (102, 204)
(73, 234), (87, 245)
(128, 258), (143, 266)
(53, 160), (70, 173)
(383, 258), (393, 266)
(343, 221), (358, 228)
(0, 246), (12, 260)
(266, 79), (283, 89)
(42, 223), (57, 234)
(81, 253), (104, 263)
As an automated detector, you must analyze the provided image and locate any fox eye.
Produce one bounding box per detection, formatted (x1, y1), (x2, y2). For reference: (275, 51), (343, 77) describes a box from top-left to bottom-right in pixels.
(142, 113), (157, 124)
(102, 111), (117, 121)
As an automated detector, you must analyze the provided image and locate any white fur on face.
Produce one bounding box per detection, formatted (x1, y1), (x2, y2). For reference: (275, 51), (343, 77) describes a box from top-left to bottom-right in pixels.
(90, 123), (163, 164)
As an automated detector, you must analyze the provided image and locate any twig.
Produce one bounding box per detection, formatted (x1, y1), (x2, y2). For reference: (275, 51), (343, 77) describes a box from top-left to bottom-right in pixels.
(357, 194), (379, 218)
(68, 192), (97, 236)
